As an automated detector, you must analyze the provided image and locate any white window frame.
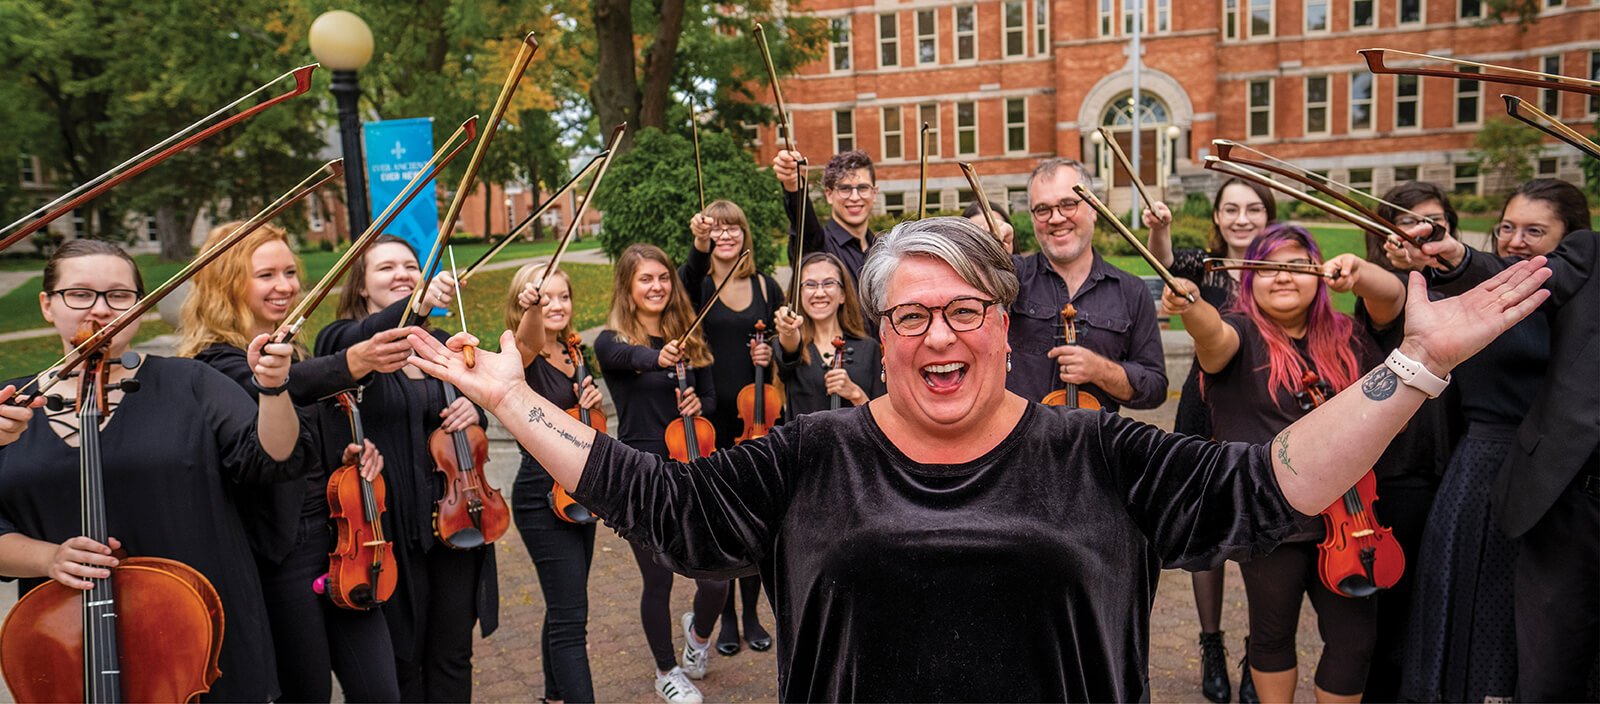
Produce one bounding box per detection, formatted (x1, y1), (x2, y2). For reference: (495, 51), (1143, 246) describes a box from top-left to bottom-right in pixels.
(1006, 97), (1028, 154)
(1124, 0), (1137, 34)
(830, 18), (852, 72)
(1155, 0), (1171, 32)
(1247, 0), (1273, 39)
(1305, 74), (1330, 135)
(1399, 0), (1424, 24)
(1453, 163), (1480, 195)
(1456, 66), (1481, 126)
(956, 101), (979, 157)
(1035, 0), (1049, 52)
(1542, 54), (1562, 116)
(1393, 165), (1419, 183)
(884, 192), (906, 216)
(834, 109), (856, 154)
(1350, 72), (1374, 131)
(954, 5), (977, 63)
(1305, 0), (1330, 33)
(308, 193), (326, 231)
(878, 13), (899, 69)
(1395, 74), (1422, 130)
(1003, 1), (1026, 57)
(1101, 0), (1116, 37)
(1248, 79), (1273, 138)
(1347, 167), (1374, 194)
(1351, 0), (1375, 29)
(882, 106), (904, 161)
(919, 103), (942, 159)
(915, 9), (938, 66)
(1459, 0), (1483, 19)
(18, 155), (37, 185)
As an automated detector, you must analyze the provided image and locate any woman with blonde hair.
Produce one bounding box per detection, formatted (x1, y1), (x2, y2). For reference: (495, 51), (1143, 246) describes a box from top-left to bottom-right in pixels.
(178, 221), (397, 702)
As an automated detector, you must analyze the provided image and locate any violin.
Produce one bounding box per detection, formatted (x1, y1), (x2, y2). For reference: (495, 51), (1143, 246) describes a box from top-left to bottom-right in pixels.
(1041, 303), (1101, 410)
(1300, 370), (1405, 597)
(827, 337), (848, 411)
(0, 326), (223, 703)
(736, 321), (782, 443)
(325, 391), (397, 610)
(664, 359), (716, 461)
(430, 384), (510, 548)
(551, 334), (601, 524)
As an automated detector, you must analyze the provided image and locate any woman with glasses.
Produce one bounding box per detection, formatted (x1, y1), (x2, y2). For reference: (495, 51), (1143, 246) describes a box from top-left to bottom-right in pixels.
(772, 252), (885, 416)
(0, 239), (306, 702)
(680, 201), (782, 660)
(176, 221), (398, 703)
(402, 215), (1549, 701)
(1163, 225), (1387, 704)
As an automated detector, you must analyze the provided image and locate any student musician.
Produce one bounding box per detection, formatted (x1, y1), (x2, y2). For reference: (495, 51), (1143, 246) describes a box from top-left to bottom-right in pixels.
(773, 252), (885, 416)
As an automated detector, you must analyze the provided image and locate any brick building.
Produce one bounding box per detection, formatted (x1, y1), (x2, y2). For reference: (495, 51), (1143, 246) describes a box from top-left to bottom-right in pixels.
(750, 0), (1599, 216)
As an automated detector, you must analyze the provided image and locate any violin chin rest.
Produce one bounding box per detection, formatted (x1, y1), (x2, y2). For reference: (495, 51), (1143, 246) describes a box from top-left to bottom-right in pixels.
(1336, 576), (1383, 598)
(440, 528), (485, 549)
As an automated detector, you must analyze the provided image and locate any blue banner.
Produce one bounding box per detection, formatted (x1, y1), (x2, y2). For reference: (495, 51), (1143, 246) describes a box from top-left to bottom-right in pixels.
(364, 117), (439, 262)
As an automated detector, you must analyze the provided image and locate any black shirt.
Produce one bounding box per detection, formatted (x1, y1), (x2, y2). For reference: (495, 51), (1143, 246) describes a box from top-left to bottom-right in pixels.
(574, 402), (1306, 702)
(514, 354), (582, 508)
(1169, 248), (1240, 438)
(782, 187), (876, 286)
(773, 333), (885, 416)
(594, 331), (717, 458)
(1006, 251), (1167, 409)
(679, 245), (785, 448)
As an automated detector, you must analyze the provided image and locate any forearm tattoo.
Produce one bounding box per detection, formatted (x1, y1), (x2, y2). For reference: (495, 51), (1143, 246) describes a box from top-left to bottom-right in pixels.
(527, 407), (592, 450)
(1361, 368), (1399, 401)
(1275, 431), (1297, 476)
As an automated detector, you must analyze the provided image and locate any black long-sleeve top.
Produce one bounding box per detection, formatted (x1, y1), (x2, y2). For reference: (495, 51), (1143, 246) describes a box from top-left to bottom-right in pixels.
(773, 333), (885, 416)
(514, 355), (582, 508)
(0, 357), (310, 703)
(1006, 251), (1168, 409)
(572, 402), (1305, 701)
(679, 245), (785, 448)
(594, 330), (717, 458)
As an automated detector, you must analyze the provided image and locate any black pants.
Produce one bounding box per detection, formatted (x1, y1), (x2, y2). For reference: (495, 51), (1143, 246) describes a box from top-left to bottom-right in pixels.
(514, 500), (598, 703)
(258, 517), (399, 703)
(390, 544), (482, 702)
(1364, 476), (1438, 701)
(1240, 541), (1378, 695)
(629, 542), (730, 673)
(1514, 461), (1600, 702)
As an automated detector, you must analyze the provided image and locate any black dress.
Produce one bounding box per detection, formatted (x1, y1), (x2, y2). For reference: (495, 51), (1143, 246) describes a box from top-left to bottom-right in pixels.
(573, 402), (1306, 701)
(1168, 247), (1240, 439)
(0, 356), (308, 703)
(773, 333), (885, 416)
(678, 246), (785, 449)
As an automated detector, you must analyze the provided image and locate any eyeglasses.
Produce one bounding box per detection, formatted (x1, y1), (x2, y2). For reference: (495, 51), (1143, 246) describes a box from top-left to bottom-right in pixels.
(829, 184), (877, 198)
(50, 288), (140, 311)
(801, 279), (842, 292)
(1030, 198), (1083, 221)
(709, 226), (743, 240)
(878, 297), (997, 337)
(1394, 215), (1442, 229)
(1493, 223), (1551, 242)
(1217, 204), (1268, 219)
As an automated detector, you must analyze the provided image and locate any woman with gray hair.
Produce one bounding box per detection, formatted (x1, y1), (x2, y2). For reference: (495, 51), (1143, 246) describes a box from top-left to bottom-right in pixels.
(401, 217), (1551, 701)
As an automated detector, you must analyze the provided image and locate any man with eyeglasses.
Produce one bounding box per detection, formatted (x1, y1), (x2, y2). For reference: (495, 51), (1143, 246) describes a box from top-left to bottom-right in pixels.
(1007, 157), (1166, 411)
(772, 149), (878, 290)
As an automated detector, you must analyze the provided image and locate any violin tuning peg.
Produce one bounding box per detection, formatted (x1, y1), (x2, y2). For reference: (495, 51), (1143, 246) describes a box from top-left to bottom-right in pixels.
(115, 379), (141, 394)
(43, 395), (65, 412)
(115, 352), (141, 369)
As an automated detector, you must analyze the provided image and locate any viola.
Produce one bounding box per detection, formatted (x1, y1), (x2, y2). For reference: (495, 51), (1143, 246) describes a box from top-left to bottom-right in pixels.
(325, 391), (397, 610)
(551, 334), (601, 524)
(827, 336), (848, 411)
(1300, 370), (1405, 597)
(0, 326), (223, 703)
(665, 359), (716, 461)
(430, 383), (510, 548)
(736, 321), (783, 443)
(1041, 303), (1101, 410)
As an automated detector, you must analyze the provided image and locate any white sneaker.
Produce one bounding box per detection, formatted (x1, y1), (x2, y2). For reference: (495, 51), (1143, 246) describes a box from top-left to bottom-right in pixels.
(655, 666), (703, 704)
(680, 611), (710, 679)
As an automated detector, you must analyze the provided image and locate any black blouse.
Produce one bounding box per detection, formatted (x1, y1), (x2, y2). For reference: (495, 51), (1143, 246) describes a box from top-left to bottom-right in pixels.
(573, 402), (1304, 702)
(0, 357), (309, 702)
(773, 333), (885, 416)
(593, 330), (717, 458)
(514, 354), (582, 509)
(679, 246), (785, 449)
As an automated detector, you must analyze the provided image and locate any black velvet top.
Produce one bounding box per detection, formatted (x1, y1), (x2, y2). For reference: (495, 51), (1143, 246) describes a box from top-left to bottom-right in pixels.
(573, 402), (1306, 702)
(773, 333), (885, 416)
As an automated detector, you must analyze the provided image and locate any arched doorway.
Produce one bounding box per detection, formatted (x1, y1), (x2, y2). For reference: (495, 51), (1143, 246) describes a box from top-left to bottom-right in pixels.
(1095, 93), (1179, 194)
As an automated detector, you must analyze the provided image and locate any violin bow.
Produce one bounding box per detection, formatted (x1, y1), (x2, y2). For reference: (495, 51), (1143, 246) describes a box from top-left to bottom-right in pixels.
(691, 99), (707, 212)
(917, 122), (931, 218)
(445, 245), (476, 367)
(401, 33), (541, 326)
(16, 159), (344, 401)
(677, 249), (753, 350)
(1204, 257), (1337, 279)
(524, 123), (627, 296)
(1071, 184), (1195, 303)
(755, 23), (809, 309)
(0, 64), (319, 255)
(1201, 156), (1405, 241)
(1503, 95), (1600, 160)
(456, 151), (607, 284)
(957, 162), (1001, 239)
(274, 116), (479, 343)
(1097, 127), (1166, 225)
(1359, 48), (1600, 97)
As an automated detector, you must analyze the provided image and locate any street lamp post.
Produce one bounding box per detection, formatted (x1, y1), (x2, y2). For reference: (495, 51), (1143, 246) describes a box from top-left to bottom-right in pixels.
(309, 11), (375, 240)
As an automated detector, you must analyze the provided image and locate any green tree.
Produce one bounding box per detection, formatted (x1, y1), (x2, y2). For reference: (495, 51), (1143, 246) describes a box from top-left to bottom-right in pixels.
(592, 126), (784, 274)
(1470, 117), (1544, 196)
(1583, 126), (1600, 206)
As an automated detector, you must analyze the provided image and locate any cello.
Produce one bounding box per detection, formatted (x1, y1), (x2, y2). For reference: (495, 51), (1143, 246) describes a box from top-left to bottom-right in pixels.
(735, 321), (782, 442)
(1041, 303), (1101, 410)
(550, 334), (601, 524)
(665, 359), (716, 462)
(430, 383), (510, 548)
(0, 327), (223, 703)
(1300, 370), (1405, 597)
(324, 391), (397, 609)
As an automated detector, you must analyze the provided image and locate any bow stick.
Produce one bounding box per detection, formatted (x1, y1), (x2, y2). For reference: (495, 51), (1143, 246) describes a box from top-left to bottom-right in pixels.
(523, 123), (627, 298)
(1202, 156), (1403, 240)
(1071, 184), (1195, 303)
(456, 151), (607, 284)
(15, 160), (343, 402)
(273, 117), (479, 343)
(1359, 48), (1600, 96)
(1097, 127), (1166, 225)
(957, 162), (1002, 240)
(691, 100), (707, 212)
(445, 245), (476, 368)
(401, 33), (541, 327)
(917, 122), (932, 218)
(1204, 257), (1337, 279)
(755, 22), (810, 309)
(0, 64), (319, 255)
(677, 250), (752, 350)
(1503, 95), (1600, 160)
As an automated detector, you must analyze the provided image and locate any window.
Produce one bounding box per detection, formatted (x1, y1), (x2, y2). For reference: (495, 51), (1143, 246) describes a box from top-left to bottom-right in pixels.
(926, 189), (941, 213)
(920, 103), (941, 158)
(1102, 0), (1115, 37)
(308, 193), (326, 232)
(1249, 0), (1272, 37)
(1124, 0), (1137, 34)
(916, 9), (937, 65)
(1007, 98), (1028, 153)
(72, 211), (87, 238)
(1396, 75), (1420, 129)
(1542, 55), (1561, 116)
(1591, 51), (1600, 115)
(1223, 0), (1238, 39)
(1004, 2), (1026, 56)
(882, 107), (904, 160)
(1545, 0), (1563, 6)
(830, 18), (851, 71)
(1352, 0), (1374, 27)
(1249, 79), (1273, 138)
(1348, 168), (1373, 193)
(1305, 75), (1329, 134)
(1460, 0), (1482, 18)
(1306, 0), (1329, 32)
(1394, 165), (1419, 183)
(1035, 0), (1049, 52)
(955, 5), (976, 61)
(956, 101), (978, 156)
(1350, 72), (1374, 131)
(834, 110), (855, 153)
(18, 156), (35, 184)
(879, 14), (899, 68)
(1156, 0), (1170, 32)
(1452, 163), (1479, 195)
(1537, 157), (1559, 176)
(884, 192), (905, 216)
(1456, 66), (1480, 125)
(1399, 0), (1422, 24)
(146, 216), (159, 241)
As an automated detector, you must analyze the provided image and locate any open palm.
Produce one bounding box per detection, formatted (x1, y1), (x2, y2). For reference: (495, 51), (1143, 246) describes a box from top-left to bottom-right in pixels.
(1401, 257), (1551, 372)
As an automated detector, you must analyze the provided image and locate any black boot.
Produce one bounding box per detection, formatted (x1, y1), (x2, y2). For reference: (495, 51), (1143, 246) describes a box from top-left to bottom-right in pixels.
(715, 586), (741, 656)
(1199, 630), (1231, 703)
(1238, 637), (1259, 704)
